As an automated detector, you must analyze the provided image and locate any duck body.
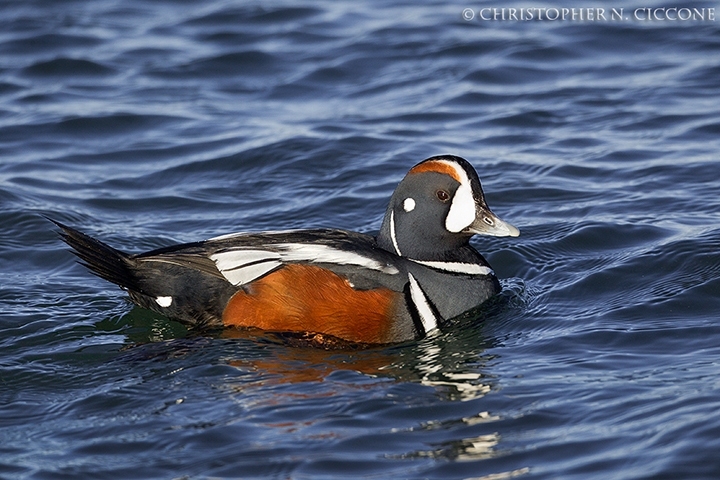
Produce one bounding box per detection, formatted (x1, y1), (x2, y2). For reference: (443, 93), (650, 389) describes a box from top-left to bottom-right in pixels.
(56, 155), (518, 344)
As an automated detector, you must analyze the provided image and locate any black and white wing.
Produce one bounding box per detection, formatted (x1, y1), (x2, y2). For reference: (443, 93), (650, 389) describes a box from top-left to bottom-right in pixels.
(137, 229), (403, 290)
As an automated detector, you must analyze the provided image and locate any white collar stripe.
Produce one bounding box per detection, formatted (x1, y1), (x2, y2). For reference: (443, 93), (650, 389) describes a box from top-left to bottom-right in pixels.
(410, 259), (493, 276)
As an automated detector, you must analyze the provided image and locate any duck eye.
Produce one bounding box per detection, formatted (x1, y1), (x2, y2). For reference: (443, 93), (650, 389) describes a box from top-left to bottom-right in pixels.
(436, 190), (450, 202)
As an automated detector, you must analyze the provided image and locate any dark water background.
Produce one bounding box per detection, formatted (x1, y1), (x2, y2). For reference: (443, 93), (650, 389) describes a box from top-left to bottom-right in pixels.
(1, 1), (720, 478)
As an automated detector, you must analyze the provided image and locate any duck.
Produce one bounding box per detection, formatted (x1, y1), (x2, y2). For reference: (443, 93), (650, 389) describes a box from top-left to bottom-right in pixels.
(54, 155), (518, 344)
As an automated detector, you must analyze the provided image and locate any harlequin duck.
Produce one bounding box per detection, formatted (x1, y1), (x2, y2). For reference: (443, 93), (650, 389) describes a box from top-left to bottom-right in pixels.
(54, 155), (518, 344)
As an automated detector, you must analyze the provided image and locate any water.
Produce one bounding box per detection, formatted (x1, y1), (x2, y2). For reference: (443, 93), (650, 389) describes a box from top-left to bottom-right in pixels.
(1, 0), (720, 478)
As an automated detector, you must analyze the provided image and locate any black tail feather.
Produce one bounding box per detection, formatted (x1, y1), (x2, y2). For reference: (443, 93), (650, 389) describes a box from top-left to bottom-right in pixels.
(50, 219), (141, 293)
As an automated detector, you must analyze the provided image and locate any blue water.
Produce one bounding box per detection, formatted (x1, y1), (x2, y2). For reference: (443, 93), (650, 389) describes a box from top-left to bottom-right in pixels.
(2, 1), (720, 478)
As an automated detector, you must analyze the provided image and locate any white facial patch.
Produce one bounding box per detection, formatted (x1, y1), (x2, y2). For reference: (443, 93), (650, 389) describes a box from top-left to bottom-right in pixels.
(440, 161), (476, 233)
(445, 182), (475, 232)
(403, 198), (416, 212)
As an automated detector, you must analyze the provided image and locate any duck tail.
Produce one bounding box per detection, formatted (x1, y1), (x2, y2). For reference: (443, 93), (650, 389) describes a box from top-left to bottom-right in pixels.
(50, 219), (140, 292)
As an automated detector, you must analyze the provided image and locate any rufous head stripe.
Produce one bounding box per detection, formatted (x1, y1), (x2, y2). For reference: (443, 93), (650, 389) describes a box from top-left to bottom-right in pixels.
(408, 160), (463, 184)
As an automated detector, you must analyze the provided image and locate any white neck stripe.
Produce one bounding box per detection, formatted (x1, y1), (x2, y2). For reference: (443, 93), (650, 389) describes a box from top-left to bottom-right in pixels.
(389, 210), (402, 256)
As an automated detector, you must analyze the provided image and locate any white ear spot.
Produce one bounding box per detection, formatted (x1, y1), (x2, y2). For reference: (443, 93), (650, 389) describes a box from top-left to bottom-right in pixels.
(155, 296), (173, 307)
(445, 182), (476, 233)
(403, 198), (416, 212)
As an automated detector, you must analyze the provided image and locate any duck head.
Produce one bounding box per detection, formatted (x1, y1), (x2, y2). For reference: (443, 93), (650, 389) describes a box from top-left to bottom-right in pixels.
(377, 155), (519, 260)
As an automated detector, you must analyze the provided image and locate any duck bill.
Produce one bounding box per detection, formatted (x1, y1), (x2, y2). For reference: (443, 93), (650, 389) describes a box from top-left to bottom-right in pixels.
(466, 205), (519, 237)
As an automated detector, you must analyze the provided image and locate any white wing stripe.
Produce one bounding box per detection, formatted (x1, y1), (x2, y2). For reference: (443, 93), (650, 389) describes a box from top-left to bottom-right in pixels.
(218, 250), (282, 271)
(210, 250), (282, 286)
(211, 243), (399, 286)
(274, 243), (399, 274)
(209, 229), (298, 241)
(408, 273), (438, 334)
(219, 259), (282, 286)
